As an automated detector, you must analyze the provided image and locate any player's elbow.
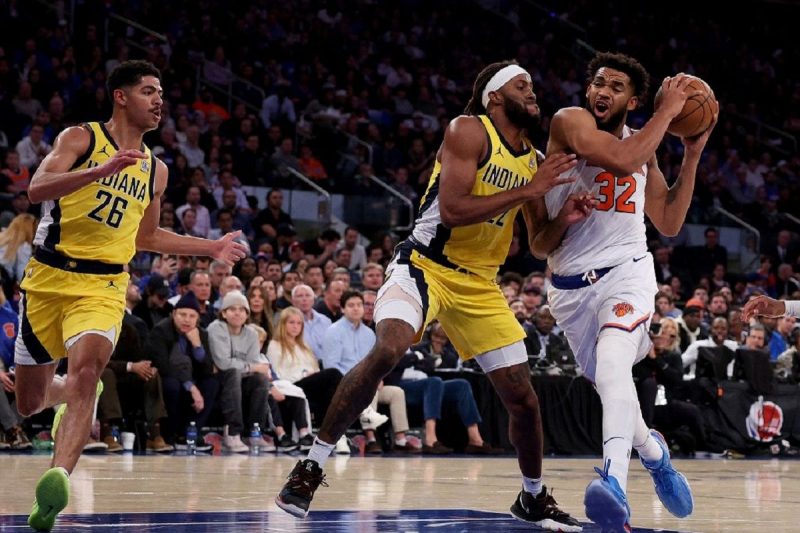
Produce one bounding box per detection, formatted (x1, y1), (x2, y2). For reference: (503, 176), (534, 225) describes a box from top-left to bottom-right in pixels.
(439, 204), (460, 228)
(27, 183), (45, 204)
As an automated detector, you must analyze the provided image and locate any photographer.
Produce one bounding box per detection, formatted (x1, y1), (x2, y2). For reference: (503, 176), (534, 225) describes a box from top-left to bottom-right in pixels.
(523, 305), (575, 374)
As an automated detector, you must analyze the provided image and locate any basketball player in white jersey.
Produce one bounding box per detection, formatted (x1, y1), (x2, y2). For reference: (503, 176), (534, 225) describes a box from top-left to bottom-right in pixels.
(526, 52), (718, 531)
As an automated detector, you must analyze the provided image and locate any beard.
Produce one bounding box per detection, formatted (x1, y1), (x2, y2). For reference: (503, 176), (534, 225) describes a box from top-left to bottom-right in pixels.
(504, 97), (540, 131)
(586, 101), (626, 133)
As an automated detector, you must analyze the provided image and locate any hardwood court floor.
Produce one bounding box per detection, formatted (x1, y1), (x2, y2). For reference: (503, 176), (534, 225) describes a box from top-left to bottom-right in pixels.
(0, 453), (797, 532)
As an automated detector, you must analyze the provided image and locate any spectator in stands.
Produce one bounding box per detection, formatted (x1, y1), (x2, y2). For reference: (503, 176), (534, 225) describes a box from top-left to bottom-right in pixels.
(234, 134), (269, 186)
(133, 273), (173, 330)
(677, 298), (709, 351)
(320, 290), (418, 454)
(0, 213), (35, 291)
(274, 223), (298, 264)
(337, 226), (368, 272)
(148, 292), (218, 449)
(213, 169), (249, 211)
(361, 263), (384, 292)
(298, 144), (328, 183)
(305, 229), (340, 267)
(708, 292), (729, 321)
(304, 265), (326, 297)
(176, 186), (211, 238)
(246, 283), (274, 350)
(276, 271), (301, 309)
(655, 291), (682, 319)
(524, 306), (574, 370)
(98, 311), (172, 453)
(15, 124), (51, 170)
(260, 81), (296, 130)
(520, 283), (543, 318)
(767, 231), (799, 273)
(1, 150), (31, 192)
(314, 280), (345, 322)
(187, 271), (216, 328)
(774, 264), (800, 298)
(254, 189), (293, 242)
(768, 315), (796, 361)
(266, 306), (342, 427)
(291, 284), (332, 359)
(692, 228), (728, 281)
(270, 137), (301, 183)
(0, 289), (30, 450)
(208, 291), (273, 453)
(178, 124), (204, 168)
(744, 323), (767, 351)
(234, 257), (258, 289)
(680, 317), (739, 380)
(207, 208), (251, 254)
(362, 290), (377, 331)
(263, 259), (283, 284)
(213, 275), (244, 311)
(393, 326), (502, 455)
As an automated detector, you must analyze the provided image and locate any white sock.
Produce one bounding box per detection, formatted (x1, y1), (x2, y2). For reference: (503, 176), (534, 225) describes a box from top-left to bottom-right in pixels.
(395, 437), (407, 446)
(633, 422), (664, 465)
(307, 437), (335, 468)
(522, 476), (542, 496)
(56, 466), (70, 478)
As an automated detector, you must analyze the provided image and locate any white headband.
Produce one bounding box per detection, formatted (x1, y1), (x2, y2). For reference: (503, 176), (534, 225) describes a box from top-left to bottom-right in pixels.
(481, 65), (531, 109)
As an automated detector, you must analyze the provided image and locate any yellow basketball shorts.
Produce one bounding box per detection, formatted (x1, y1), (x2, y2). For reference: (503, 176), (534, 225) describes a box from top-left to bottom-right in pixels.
(15, 258), (128, 365)
(380, 249), (525, 360)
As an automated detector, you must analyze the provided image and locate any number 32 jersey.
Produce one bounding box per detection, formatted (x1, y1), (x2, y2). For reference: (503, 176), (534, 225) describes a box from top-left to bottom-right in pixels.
(34, 121), (156, 265)
(544, 125), (648, 276)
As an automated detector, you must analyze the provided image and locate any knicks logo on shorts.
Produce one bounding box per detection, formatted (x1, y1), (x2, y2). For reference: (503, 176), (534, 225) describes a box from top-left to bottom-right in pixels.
(612, 302), (634, 317)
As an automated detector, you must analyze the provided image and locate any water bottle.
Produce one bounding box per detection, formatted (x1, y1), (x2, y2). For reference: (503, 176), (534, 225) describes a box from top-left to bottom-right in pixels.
(186, 421), (198, 455)
(111, 425), (121, 446)
(249, 423), (261, 456)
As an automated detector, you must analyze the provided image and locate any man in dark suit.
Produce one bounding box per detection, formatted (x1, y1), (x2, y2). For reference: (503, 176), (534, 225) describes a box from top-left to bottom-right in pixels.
(523, 306), (574, 369)
(147, 291), (221, 449)
(768, 231), (800, 275)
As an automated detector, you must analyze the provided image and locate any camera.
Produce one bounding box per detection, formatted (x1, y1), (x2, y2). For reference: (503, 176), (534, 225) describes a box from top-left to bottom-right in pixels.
(649, 321), (662, 337)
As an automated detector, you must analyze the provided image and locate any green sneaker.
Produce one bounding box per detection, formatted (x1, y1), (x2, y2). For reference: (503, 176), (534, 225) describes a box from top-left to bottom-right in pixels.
(27, 467), (70, 531)
(51, 380), (104, 441)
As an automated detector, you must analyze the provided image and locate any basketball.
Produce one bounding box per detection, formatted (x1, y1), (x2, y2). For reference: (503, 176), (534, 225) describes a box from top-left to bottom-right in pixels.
(654, 75), (718, 138)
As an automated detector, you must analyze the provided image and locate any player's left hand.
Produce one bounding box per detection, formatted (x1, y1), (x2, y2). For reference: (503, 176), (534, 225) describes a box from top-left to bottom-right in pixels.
(557, 192), (597, 225)
(213, 231), (248, 266)
(682, 108), (719, 153)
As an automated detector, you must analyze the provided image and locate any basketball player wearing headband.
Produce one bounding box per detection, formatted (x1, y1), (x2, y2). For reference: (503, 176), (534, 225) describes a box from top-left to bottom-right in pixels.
(527, 51), (718, 531)
(276, 61), (582, 531)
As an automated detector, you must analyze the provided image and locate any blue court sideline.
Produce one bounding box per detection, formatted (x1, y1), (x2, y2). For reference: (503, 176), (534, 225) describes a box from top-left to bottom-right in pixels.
(0, 509), (689, 532)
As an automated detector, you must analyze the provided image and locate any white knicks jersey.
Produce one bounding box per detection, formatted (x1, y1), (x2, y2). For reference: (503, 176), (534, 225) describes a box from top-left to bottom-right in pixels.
(545, 126), (648, 276)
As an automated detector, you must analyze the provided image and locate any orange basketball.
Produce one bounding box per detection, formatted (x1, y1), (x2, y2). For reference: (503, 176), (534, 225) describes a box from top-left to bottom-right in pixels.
(654, 75), (718, 138)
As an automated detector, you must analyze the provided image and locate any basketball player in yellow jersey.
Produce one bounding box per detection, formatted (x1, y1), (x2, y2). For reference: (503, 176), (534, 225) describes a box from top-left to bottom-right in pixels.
(15, 60), (247, 532)
(276, 61), (582, 531)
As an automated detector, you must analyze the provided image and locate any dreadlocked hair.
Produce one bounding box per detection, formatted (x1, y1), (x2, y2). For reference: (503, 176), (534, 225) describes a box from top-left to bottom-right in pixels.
(586, 52), (650, 103)
(464, 60), (520, 115)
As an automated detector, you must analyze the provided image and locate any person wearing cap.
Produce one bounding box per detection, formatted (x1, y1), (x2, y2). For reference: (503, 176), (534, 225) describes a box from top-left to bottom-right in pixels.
(147, 291), (218, 450)
(676, 298), (709, 352)
(132, 273), (174, 330)
(207, 291), (275, 453)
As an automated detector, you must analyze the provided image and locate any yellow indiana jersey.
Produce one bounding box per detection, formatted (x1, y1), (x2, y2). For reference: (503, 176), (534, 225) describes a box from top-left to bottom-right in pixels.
(409, 115), (537, 280)
(34, 122), (155, 265)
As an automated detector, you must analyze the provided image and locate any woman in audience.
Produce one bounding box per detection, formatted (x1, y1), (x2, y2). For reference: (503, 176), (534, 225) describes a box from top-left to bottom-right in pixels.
(266, 306), (342, 427)
(0, 213), (36, 294)
(246, 283), (274, 351)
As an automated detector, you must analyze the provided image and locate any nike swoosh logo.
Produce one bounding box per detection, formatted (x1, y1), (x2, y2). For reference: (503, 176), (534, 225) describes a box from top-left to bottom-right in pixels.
(633, 255), (647, 262)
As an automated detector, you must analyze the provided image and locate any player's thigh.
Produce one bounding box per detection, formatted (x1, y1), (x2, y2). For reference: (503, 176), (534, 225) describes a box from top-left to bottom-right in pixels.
(438, 277), (525, 359)
(62, 274), (127, 369)
(15, 287), (67, 364)
(548, 286), (601, 380)
(376, 261), (442, 344)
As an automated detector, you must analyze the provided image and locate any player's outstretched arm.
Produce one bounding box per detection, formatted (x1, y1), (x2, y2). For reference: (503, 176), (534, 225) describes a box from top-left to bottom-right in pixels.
(28, 126), (147, 203)
(135, 159), (248, 266)
(645, 111), (718, 236)
(437, 116), (576, 228)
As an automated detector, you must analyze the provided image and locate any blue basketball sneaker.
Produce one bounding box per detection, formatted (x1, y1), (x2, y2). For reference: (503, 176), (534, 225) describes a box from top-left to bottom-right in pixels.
(640, 430), (694, 518)
(584, 459), (631, 533)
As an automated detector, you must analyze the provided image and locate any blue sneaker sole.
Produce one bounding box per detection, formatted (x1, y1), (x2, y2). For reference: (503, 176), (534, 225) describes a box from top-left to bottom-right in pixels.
(584, 479), (630, 532)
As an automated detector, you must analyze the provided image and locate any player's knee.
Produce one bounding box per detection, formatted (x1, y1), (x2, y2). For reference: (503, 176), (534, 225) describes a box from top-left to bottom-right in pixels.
(507, 387), (539, 418)
(373, 339), (409, 371)
(17, 396), (44, 417)
(68, 366), (103, 395)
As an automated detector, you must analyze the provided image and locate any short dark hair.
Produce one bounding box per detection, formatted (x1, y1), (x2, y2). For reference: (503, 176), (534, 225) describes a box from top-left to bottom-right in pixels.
(216, 208), (234, 221)
(586, 52), (649, 101)
(320, 229), (341, 242)
(340, 289), (363, 308)
(107, 60), (161, 94)
(705, 227), (718, 236)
